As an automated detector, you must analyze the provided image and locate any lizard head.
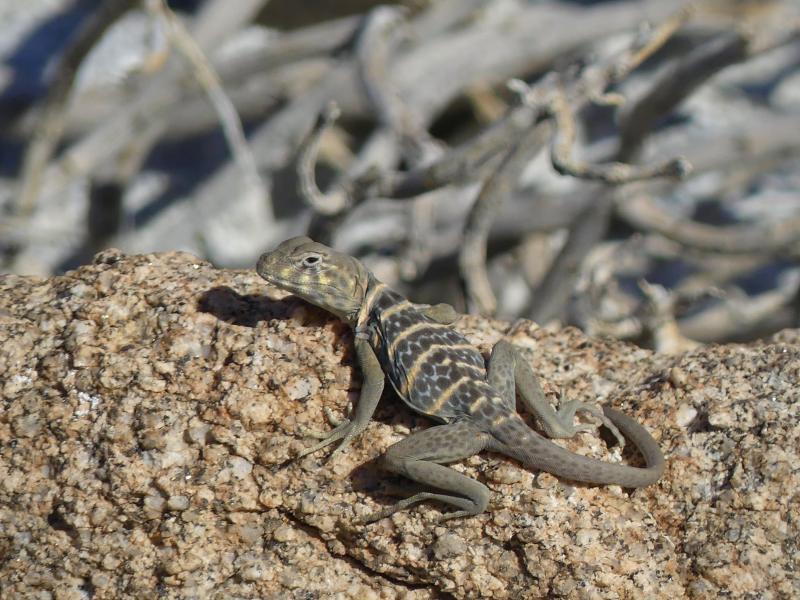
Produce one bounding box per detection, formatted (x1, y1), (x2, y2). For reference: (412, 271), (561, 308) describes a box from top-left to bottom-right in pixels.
(257, 236), (371, 323)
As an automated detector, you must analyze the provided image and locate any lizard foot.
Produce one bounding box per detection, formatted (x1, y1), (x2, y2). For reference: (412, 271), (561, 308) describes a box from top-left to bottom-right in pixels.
(297, 407), (346, 439)
(295, 418), (358, 460)
(556, 399), (626, 449)
(357, 491), (485, 525)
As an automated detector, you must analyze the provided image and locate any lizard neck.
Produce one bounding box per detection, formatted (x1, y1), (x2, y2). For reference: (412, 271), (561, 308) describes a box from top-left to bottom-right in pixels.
(354, 275), (387, 331)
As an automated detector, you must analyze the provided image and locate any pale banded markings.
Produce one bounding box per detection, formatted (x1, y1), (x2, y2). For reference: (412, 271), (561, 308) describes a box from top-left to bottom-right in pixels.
(357, 282), (387, 326)
(466, 394), (510, 421)
(379, 299), (412, 321)
(453, 360), (485, 376)
(490, 413), (509, 427)
(403, 343), (475, 395)
(426, 375), (472, 414)
(363, 282), (387, 314)
(387, 320), (451, 356)
(295, 274), (326, 302)
(468, 394), (490, 411)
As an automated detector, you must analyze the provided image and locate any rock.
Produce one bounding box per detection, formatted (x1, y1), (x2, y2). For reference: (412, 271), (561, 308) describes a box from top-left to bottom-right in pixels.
(1, 251), (797, 599)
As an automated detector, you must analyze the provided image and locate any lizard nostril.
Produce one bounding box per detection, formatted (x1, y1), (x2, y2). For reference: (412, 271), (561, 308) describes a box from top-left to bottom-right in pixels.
(256, 254), (274, 279)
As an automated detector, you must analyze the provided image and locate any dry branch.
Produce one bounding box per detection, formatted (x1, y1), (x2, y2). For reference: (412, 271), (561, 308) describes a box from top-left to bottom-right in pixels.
(617, 30), (751, 161)
(3, 0), (798, 344)
(297, 102), (350, 216)
(148, 0), (266, 208)
(460, 121), (553, 315)
(15, 0), (137, 216)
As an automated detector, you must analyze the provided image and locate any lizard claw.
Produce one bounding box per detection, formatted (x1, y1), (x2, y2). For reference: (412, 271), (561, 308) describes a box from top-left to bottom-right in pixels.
(327, 430), (356, 459)
(295, 418), (356, 459)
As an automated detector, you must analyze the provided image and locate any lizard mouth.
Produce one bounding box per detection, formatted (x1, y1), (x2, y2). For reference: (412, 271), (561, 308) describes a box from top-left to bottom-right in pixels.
(259, 272), (291, 291)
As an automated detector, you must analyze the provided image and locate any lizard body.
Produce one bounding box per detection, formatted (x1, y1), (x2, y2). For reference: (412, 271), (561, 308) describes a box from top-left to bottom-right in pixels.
(257, 237), (664, 521)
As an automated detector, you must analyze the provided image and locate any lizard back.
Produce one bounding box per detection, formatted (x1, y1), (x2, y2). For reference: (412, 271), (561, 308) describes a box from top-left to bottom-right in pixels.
(360, 282), (505, 424)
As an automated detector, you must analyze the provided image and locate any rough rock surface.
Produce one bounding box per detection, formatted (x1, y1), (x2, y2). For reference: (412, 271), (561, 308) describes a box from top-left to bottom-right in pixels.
(1, 250), (797, 599)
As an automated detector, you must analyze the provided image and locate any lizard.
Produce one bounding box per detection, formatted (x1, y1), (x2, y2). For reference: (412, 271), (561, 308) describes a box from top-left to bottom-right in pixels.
(257, 236), (665, 522)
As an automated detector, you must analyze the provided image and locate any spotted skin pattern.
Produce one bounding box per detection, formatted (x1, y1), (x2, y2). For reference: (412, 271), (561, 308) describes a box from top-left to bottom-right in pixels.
(257, 237), (665, 522)
(368, 285), (492, 421)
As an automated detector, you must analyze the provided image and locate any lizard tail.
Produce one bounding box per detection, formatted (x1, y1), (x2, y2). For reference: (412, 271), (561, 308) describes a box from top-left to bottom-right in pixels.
(490, 407), (665, 488)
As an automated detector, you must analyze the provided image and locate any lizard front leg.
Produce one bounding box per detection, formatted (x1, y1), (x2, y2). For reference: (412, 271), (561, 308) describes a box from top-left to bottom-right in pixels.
(361, 420), (493, 523)
(297, 337), (384, 459)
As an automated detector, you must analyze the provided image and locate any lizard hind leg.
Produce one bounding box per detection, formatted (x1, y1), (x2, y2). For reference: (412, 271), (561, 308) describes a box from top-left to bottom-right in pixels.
(360, 420), (493, 523)
(487, 340), (625, 447)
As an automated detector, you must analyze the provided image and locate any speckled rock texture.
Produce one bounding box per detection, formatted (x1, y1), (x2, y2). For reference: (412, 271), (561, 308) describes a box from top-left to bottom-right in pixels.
(1, 251), (797, 599)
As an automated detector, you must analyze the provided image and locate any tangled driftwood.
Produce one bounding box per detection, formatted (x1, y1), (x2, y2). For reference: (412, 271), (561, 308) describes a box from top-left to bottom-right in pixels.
(2, 0), (799, 347)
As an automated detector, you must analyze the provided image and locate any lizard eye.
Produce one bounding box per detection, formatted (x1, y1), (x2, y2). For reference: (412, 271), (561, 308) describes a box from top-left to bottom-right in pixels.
(299, 254), (322, 269)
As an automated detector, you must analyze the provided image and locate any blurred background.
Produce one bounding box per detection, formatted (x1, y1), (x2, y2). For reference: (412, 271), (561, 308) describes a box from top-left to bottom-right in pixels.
(1, 0), (799, 349)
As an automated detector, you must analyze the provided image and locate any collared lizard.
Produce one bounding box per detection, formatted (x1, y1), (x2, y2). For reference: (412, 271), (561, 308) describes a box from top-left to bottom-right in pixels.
(257, 236), (664, 522)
